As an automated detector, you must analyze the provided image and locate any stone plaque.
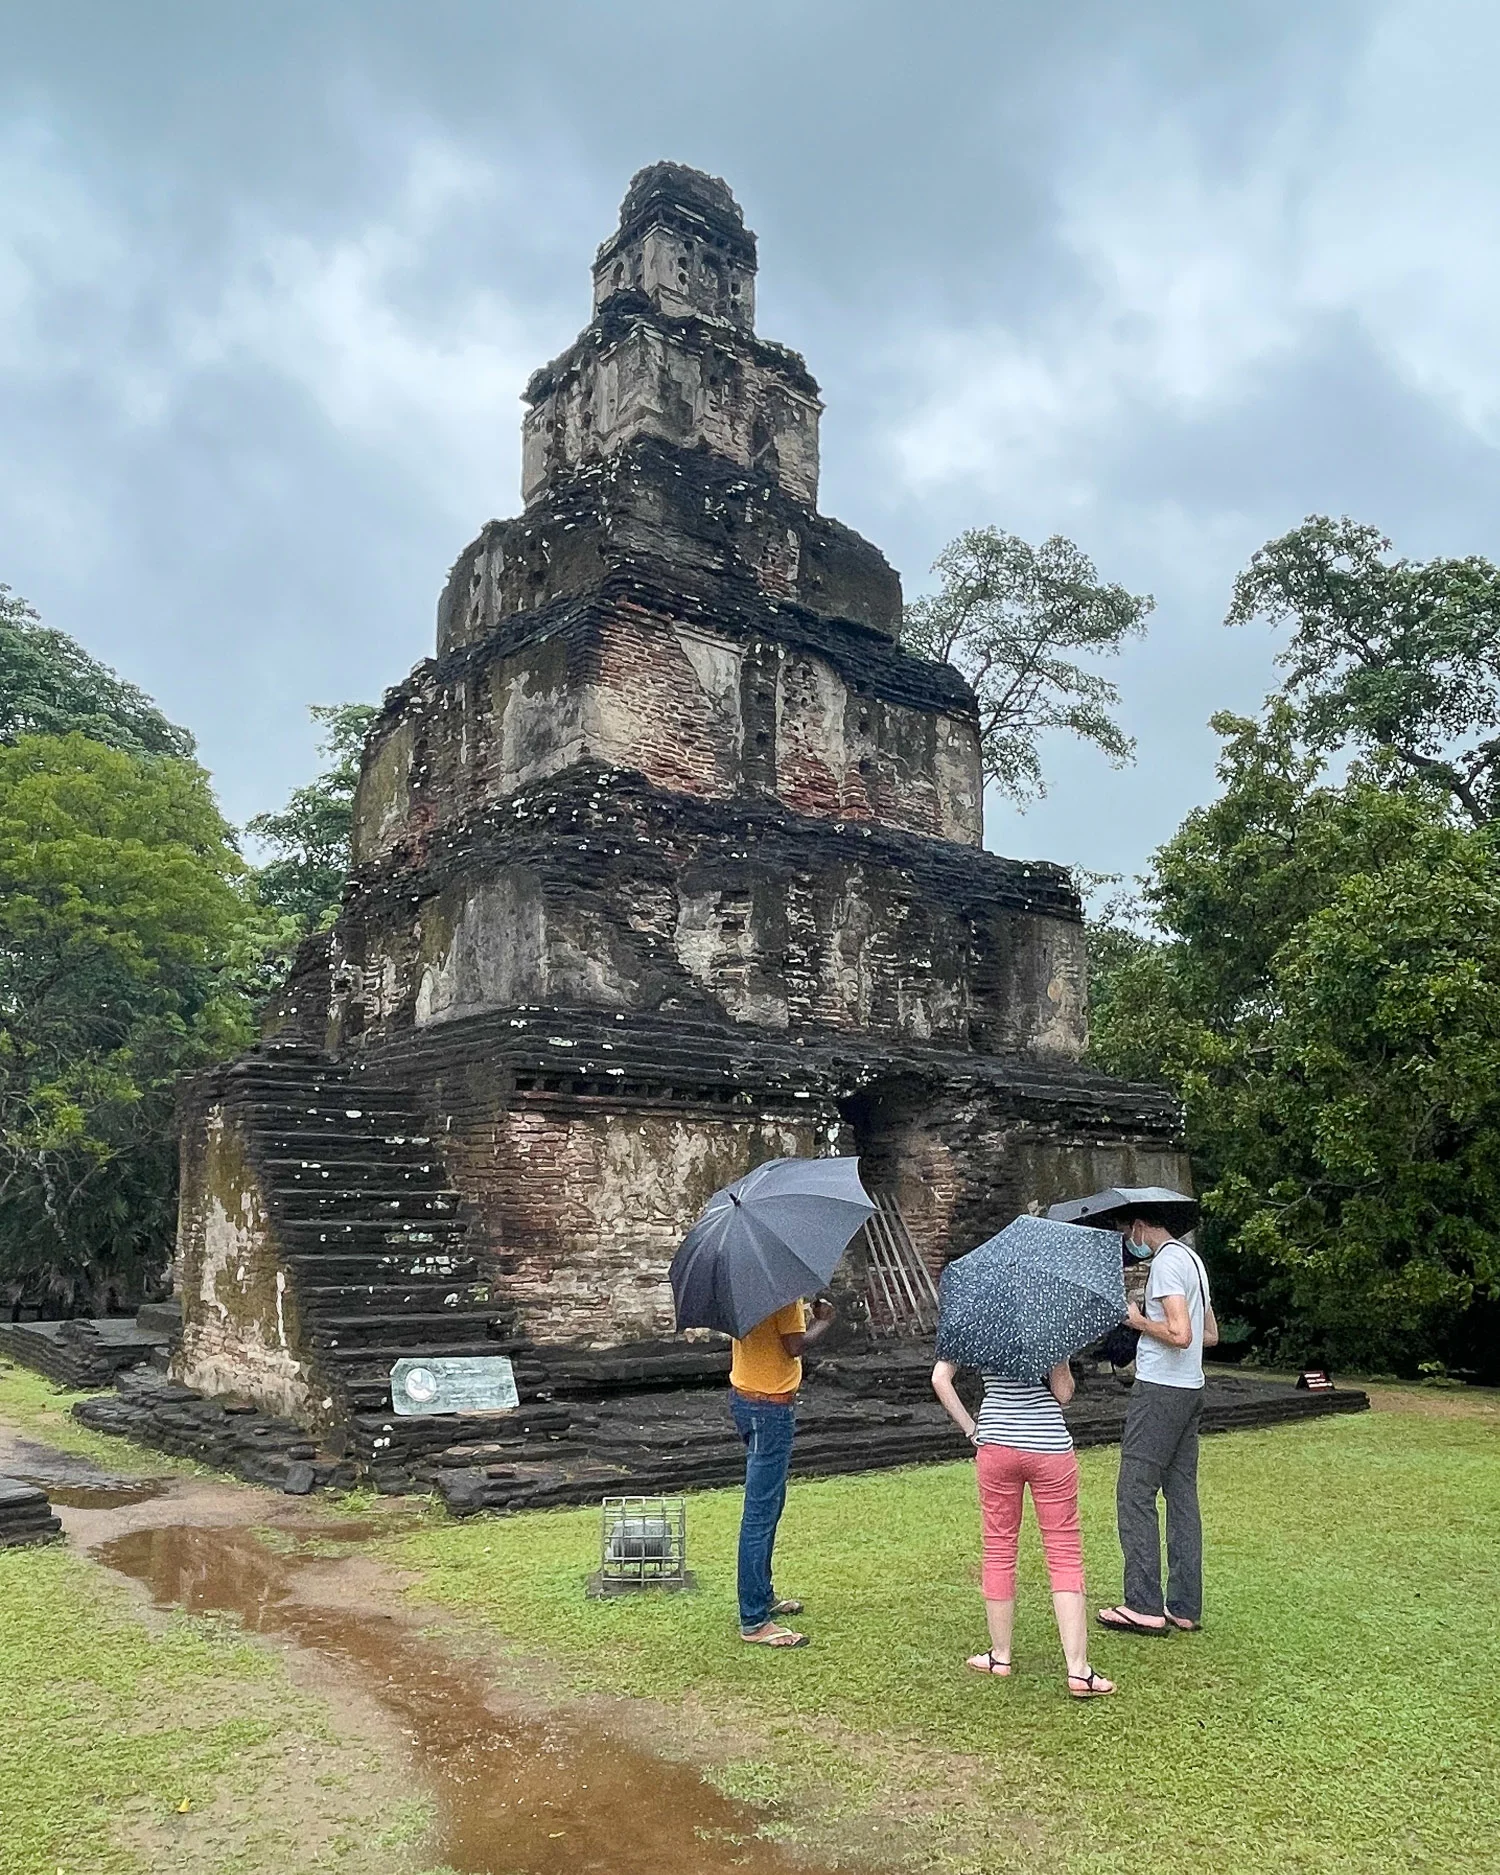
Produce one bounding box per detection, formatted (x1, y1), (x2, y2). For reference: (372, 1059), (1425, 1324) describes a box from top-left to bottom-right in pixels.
(390, 1355), (519, 1417)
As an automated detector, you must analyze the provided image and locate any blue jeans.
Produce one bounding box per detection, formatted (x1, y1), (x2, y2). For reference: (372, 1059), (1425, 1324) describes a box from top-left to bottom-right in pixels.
(729, 1391), (796, 1631)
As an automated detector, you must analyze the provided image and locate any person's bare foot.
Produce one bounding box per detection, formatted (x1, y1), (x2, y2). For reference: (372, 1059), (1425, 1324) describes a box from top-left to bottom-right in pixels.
(1068, 1666), (1116, 1698)
(740, 1622), (808, 1647)
(966, 1649), (1011, 1675)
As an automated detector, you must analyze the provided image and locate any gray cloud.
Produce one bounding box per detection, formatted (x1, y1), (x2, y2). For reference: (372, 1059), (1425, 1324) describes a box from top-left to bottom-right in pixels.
(2, 0), (1495, 884)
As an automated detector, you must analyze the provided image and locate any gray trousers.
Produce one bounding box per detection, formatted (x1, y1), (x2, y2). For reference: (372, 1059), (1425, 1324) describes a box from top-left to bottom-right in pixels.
(1116, 1380), (1203, 1621)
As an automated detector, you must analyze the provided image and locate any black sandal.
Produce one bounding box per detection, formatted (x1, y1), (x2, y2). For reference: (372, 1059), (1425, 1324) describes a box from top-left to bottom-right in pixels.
(1068, 1666), (1116, 1699)
(966, 1649), (1012, 1676)
(1096, 1605), (1168, 1636)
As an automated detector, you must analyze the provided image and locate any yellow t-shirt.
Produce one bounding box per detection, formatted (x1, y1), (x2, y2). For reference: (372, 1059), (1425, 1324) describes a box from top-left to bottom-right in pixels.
(730, 1300), (807, 1396)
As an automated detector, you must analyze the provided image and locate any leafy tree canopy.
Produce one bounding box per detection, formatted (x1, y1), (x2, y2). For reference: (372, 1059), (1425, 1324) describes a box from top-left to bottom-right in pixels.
(1227, 515), (1500, 825)
(0, 733), (257, 1308)
(247, 703), (378, 933)
(0, 585), (194, 759)
(902, 528), (1152, 804)
(1090, 704), (1500, 1376)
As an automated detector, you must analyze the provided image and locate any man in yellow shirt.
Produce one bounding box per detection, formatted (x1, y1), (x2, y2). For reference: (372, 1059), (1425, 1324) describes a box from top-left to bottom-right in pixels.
(729, 1292), (836, 1646)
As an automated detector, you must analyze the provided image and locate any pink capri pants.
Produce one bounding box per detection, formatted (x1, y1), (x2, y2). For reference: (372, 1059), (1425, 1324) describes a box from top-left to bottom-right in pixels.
(976, 1443), (1085, 1599)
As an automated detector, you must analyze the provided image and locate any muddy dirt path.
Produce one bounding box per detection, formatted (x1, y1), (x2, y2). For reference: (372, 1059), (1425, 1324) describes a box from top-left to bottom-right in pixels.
(5, 1424), (870, 1875)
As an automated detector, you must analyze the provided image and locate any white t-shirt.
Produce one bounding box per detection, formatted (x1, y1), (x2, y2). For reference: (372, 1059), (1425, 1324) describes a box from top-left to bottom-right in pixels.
(1134, 1241), (1210, 1390)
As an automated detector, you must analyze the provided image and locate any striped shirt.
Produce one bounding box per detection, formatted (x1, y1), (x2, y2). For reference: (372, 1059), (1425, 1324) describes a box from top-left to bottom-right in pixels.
(973, 1376), (1073, 1454)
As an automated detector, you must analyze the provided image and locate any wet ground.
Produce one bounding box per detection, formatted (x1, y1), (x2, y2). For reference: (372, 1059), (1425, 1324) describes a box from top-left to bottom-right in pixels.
(7, 1424), (868, 1875)
(0, 1428), (169, 1507)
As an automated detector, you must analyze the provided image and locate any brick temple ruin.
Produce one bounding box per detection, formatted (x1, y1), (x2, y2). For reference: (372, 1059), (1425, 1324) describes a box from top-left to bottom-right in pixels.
(78, 165), (1268, 1506)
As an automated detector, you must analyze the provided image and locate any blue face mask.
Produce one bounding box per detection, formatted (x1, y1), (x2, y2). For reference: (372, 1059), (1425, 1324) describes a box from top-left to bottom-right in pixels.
(1122, 1234), (1154, 1262)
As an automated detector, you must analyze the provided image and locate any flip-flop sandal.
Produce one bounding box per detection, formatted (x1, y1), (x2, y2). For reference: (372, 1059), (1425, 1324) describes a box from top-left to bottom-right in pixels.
(1068, 1667), (1116, 1699)
(966, 1650), (1012, 1676)
(740, 1624), (809, 1647)
(770, 1598), (804, 1616)
(1166, 1613), (1202, 1631)
(1096, 1606), (1169, 1636)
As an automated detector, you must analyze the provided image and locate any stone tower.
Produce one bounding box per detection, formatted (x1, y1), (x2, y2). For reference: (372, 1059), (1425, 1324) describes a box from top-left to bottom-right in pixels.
(173, 165), (1186, 1454)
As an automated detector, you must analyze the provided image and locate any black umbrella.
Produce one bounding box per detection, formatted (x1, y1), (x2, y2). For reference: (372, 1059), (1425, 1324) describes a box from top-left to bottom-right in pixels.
(670, 1156), (875, 1339)
(1045, 1186), (1199, 1237)
(936, 1215), (1127, 1380)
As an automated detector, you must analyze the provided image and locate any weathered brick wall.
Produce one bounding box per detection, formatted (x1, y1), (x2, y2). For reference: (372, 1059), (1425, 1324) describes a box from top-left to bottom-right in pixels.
(330, 770), (1087, 1056)
(353, 602), (981, 872)
(352, 629), (595, 869)
(847, 1082), (1194, 1277)
(438, 442), (905, 650)
(173, 1101), (316, 1419)
(425, 1090), (834, 1347)
(523, 315), (821, 507)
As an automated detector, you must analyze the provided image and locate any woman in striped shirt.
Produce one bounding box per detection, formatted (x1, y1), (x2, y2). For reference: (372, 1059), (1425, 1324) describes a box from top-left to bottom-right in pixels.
(932, 1357), (1114, 1699)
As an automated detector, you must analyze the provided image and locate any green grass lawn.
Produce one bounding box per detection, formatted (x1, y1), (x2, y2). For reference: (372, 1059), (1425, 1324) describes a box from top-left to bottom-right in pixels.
(386, 1403), (1500, 1875)
(0, 1359), (198, 1476)
(0, 1540), (446, 1875)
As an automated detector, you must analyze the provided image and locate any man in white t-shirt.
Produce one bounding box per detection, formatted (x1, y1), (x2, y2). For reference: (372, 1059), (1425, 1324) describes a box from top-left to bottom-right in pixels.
(1097, 1207), (1219, 1637)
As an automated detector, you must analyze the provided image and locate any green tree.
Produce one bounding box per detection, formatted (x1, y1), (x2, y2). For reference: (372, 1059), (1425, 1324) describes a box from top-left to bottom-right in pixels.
(247, 703), (378, 932)
(1226, 516), (1500, 825)
(1089, 705), (1500, 1376)
(902, 528), (1152, 804)
(0, 585), (194, 758)
(0, 734), (256, 1309)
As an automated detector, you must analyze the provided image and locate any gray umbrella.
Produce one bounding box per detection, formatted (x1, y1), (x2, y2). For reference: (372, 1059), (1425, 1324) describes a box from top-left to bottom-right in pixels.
(936, 1215), (1127, 1380)
(670, 1156), (875, 1339)
(1046, 1186), (1199, 1236)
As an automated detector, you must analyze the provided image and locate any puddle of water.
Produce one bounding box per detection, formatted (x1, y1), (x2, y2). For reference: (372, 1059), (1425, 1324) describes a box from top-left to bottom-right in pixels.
(296, 1517), (421, 1543)
(100, 1523), (859, 1875)
(42, 1479), (166, 1509)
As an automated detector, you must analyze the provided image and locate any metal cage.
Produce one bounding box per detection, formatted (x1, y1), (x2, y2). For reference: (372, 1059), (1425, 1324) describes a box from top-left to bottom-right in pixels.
(596, 1495), (689, 1591)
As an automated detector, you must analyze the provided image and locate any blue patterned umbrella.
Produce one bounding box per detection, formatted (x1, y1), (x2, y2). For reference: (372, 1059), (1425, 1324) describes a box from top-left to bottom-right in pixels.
(936, 1215), (1127, 1380)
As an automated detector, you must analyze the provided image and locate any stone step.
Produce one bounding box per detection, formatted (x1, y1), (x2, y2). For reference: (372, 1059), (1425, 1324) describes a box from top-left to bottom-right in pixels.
(239, 1121), (435, 1150)
(305, 1309), (505, 1349)
(542, 1342), (731, 1396)
(262, 1157), (449, 1183)
(275, 1217), (470, 1245)
(229, 1088), (421, 1118)
(341, 1340), (537, 1377)
(316, 1336), (511, 1367)
(285, 1254), (485, 1285)
(274, 1190), (462, 1220)
(262, 1151), (440, 1178)
(298, 1280), (495, 1311)
(255, 1133), (437, 1162)
(225, 1068), (413, 1096)
(231, 1098), (428, 1130)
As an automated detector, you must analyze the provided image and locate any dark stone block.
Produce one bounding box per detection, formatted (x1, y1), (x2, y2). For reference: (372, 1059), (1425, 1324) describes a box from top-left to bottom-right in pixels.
(0, 1478), (47, 1510)
(282, 1462), (316, 1495)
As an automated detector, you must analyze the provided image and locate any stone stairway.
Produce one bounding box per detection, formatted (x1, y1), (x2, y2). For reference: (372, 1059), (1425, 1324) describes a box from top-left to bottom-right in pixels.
(206, 1049), (559, 1486)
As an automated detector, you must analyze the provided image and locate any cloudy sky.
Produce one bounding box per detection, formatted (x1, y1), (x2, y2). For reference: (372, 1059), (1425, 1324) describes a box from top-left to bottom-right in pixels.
(5, 1), (1498, 884)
